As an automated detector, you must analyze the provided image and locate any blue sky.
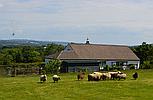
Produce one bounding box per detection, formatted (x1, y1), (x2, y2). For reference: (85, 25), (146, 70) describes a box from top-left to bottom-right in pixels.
(1, 0), (153, 45)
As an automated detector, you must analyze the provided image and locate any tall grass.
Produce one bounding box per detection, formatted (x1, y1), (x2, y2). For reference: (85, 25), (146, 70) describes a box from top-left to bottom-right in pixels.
(0, 69), (153, 100)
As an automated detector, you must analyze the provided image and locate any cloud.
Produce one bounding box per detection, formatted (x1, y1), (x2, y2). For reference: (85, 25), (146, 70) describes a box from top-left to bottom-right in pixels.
(0, 3), (4, 7)
(1, 0), (153, 45)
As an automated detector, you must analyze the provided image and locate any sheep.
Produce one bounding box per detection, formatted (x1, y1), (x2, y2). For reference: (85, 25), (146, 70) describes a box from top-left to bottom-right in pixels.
(108, 71), (122, 75)
(101, 74), (107, 80)
(93, 72), (111, 80)
(88, 74), (94, 81)
(88, 74), (99, 81)
(116, 73), (127, 80)
(40, 74), (47, 82)
(77, 72), (85, 80)
(103, 72), (111, 80)
(94, 72), (105, 80)
(133, 72), (138, 80)
(109, 71), (122, 80)
(52, 75), (60, 83)
(93, 72), (103, 75)
(110, 73), (118, 80)
(88, 72), (102, 81)
(94, 72), (102, 78)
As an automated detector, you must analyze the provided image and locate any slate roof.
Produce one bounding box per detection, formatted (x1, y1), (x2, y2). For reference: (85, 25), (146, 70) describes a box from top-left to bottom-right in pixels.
(57, 43), (140, 61)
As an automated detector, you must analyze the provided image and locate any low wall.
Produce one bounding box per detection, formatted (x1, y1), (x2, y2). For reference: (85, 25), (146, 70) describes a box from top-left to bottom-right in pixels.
(0, 63), (45, 76)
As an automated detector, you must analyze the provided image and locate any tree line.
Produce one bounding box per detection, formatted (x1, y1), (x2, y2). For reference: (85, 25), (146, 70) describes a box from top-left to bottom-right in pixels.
(0, 44), (64, 65)
(131, 42), (153, 69)
(1, 41), (153, 75)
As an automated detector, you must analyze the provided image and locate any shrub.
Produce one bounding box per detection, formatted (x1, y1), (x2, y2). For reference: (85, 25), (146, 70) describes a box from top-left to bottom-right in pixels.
(45, 59), (61, 74)
(129, 64), (135, 69)
(105, 65), (110, 71)
(142, 61), (151, 69)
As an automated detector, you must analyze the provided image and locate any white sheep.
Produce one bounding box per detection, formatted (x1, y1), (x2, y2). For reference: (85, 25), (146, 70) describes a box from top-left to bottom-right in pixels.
(40, 74), (47, 82)
(52, 75), (60, 83)
(108, 71), (122, 80)
(88, 73), (102, 81)
(101, 72), (111, 80)
(117, 73), (127, 80)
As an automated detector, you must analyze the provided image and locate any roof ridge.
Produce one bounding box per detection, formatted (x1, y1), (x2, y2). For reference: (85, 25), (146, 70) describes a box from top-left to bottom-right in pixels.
(70, 42), (128, 47)
(57, 50), (63, 59)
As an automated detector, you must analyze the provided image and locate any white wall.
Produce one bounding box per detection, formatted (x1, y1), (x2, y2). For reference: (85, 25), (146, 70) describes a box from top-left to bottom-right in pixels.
(128, 61), (140, 69)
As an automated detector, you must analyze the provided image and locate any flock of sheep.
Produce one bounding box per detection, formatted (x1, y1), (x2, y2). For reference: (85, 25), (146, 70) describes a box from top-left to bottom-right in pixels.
(87, 71), (127, 81)
(78, 71), (138, 81)
(88, 71), (138, 81)
(40, 71), (138, 83)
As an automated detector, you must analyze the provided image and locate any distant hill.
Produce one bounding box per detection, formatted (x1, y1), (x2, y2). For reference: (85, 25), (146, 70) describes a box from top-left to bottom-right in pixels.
(0, 39), (68, 47)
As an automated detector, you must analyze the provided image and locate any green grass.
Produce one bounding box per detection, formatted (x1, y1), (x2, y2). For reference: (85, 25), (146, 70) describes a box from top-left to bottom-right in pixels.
(1, 69), (153, 100)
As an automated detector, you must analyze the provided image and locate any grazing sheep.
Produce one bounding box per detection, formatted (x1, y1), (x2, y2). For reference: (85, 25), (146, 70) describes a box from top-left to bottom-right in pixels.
(40, 74), (47, 82)
(99, 72), (111, 80)
(133, 72), (138, 80)
(109, 71), (122, 80)
(88, 74), (93, 81)
(101, 74), (107, 80)
(117, 73), (127, 80)
(100, 72), (112, 80)
(77, 72), (85, 80)
(93, 72), (104, 80)
(108, 71), (122, 75)
(94, 72), (112, 80)
(93, 72), (103, 75)
(88, 73), (101, 81)
(52, 75), (60, 83)
(110, 73), (118, 80)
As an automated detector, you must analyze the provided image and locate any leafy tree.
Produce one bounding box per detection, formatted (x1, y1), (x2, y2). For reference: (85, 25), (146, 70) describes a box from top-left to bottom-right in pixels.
(8, 48), (23, 63)
(131, 42), (153, 69)
(0, 49), (14, 65)
(44, 44), (64, 56)
(3, 54), (13, 65)
(0, 44), (64, 66)
(142, 61), (151, 69)
(21, 46), (43, 63)
(45, 59), (62, 74)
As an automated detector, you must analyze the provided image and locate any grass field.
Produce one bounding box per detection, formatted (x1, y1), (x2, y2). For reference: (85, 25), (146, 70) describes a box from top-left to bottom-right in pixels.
(0, 69), (153, 100)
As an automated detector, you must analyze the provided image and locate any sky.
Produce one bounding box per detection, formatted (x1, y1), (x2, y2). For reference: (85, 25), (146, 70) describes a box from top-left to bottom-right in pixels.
(1, 0), (153, 45)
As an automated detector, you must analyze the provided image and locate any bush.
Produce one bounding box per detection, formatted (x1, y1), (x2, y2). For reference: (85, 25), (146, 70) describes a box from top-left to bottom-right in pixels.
(105, 65), (110, 71)
(129, 64), (135, 69)
(142, 61), (152, 69)
(45, 59), (61, 74)
(41, 70), (46, 74)
(113, 65), (121, 70)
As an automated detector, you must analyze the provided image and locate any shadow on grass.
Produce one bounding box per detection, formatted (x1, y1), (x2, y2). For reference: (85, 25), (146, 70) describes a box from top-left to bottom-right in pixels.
(37, 81), (46, 84)
(130, 78), (137, 80)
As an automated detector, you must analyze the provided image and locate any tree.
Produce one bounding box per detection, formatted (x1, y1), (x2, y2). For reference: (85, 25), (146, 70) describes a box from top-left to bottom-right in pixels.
(44, 44), (64, 56)
(21, 46), (43, 63)
(45, 59), (62, 74)
(131, 42), (153, 69)
(0, 49), (14, 65)
(0, 44), (64, 66)
(142, 61), (151, 69)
